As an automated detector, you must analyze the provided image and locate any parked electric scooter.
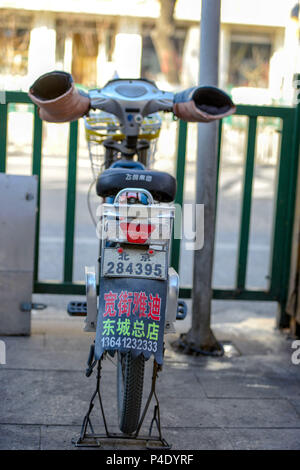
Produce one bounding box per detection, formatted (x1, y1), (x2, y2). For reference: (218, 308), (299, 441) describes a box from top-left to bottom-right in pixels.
(29, 72), (235, 447)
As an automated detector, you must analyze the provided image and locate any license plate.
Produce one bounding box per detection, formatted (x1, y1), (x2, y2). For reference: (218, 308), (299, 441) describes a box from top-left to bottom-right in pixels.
(102, 247), (167, 280)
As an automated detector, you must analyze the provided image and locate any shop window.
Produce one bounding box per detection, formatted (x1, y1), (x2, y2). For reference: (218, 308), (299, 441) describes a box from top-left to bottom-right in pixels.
(0, 27), (30, 75)
(141, 35), (161, 80)
(229, 34), (272, 88)
(72, 31), (98, 86)
(55, 31), (65, 69)
(141, 27), (186, 82)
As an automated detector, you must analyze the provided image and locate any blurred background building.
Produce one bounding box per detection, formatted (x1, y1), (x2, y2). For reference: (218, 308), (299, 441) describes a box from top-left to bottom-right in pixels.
(0, 0), (299, 104)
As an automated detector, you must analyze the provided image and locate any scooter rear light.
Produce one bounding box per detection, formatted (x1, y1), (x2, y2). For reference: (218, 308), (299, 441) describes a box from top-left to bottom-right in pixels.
(120, 222), (156, 244)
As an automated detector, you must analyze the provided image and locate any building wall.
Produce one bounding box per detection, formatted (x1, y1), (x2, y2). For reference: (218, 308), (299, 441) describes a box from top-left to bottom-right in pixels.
(0, 0), (294, 26)
(0, 1), (298, 104)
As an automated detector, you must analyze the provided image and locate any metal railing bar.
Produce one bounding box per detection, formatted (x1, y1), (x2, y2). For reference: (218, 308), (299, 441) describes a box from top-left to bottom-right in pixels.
(33, 282), (277, 300)
(32, 107), (43, 282)
(171, 119), (187, 272)
(63, 120), (78, 282)
(269, 112), (295, 297)
(5, 91), (32, 104)
(235, 105), (294, 119)
(280, 77), (300, 303)
(236, 116), (257, 290)
(0, 103), (8, 173)
(177, 287), (278, 301)
(34, 281), (86, 295)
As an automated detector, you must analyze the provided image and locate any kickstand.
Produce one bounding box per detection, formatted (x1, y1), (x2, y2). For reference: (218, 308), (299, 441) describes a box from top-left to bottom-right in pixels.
(73, 359), (109, 447)
(149, 405), (160, 437)
(73, 351), (170, 449)
(134, 361), (170, 449)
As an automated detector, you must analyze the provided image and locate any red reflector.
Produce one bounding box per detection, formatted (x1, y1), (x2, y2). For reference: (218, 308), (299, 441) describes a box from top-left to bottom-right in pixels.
(117, 247), (123, 253)
(120, 222), (156, 244)
(148, 249), (154, 255)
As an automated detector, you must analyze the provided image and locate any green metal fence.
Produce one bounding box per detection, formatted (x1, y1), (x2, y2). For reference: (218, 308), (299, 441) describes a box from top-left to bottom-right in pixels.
(0, 91), (299, 319)
(174, 105), (299, 319)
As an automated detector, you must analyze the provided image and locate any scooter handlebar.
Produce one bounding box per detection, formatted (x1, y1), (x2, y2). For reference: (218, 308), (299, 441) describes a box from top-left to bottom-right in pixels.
(28, 71), (236, 124)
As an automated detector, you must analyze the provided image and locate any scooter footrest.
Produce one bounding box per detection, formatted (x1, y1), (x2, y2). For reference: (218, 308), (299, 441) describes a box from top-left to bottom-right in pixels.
(176, 300), (187, 320)
(67, 301), (87, 316)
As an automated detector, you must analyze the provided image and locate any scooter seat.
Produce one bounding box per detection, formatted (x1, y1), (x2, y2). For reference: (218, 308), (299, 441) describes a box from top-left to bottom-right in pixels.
(96, 168), (176, 203)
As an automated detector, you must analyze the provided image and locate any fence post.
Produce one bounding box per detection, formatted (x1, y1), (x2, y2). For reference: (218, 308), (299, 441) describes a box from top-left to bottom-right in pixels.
(0, 101), (7, 173)
(32, 107), (43, 282)
(63, 121), (78, 283)
(171, 119), (187, 272)
(277, 73), (300, 328)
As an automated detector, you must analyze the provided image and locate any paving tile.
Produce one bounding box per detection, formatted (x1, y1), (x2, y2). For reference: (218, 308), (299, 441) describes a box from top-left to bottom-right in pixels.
(0, 369), (117, 426)
(41, 425), (80, 450)
(289, 399), (300, 416)
(1, 331), (115, 372)
(144, 363), (206, 399)
(158, 398), (300, 428)
(195, 371), (300, 399)
(0, 334), (45, 350)
(43, 332), (95, 352)
(164, 427), (234, 450)
(3, 347), (90, 371)
(0, 425), (40, 450)
(228, 428), (300, 450)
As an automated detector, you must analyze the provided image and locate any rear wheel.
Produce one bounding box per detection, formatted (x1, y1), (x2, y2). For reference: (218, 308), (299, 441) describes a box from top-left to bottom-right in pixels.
(117, 351), (145, 434)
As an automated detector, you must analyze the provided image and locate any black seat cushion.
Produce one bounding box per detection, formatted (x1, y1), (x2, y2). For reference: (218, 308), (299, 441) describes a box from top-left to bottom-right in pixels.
(96, 168), (176, 202)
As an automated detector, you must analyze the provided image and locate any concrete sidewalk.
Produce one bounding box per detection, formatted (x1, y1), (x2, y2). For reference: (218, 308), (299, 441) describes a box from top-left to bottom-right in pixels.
(1, 297), (300, 450)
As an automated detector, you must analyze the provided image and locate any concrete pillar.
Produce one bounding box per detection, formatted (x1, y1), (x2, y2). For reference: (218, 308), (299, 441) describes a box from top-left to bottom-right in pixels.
(64, 35), (73, 73)
(28, 13), (56, 81)
(219, 25), (230, 90)
(113, 19), (142, 78)
(282, 13), (300, 104)
(181, 26), (200, 88)
(269, 30), (285, 103)
(97, 38), (116, 87)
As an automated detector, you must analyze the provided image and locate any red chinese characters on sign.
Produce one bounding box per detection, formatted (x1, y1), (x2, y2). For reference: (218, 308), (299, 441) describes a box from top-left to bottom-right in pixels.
(148, 294), (161, 321)
(118, 291), (133, 317)
(103, 290), (161, 321)
(132, 292), (148, 318)
(103, 291), (118, 317)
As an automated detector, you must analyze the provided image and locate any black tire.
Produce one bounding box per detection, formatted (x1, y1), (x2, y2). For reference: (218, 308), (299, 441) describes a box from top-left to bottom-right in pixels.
(117, 351), (145, 434)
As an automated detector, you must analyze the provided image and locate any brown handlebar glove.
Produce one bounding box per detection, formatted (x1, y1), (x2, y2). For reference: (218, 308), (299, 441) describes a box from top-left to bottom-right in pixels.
(173, 86), (236, 123)
(173, 99), (236, 123)
(28, 71), (90, 123)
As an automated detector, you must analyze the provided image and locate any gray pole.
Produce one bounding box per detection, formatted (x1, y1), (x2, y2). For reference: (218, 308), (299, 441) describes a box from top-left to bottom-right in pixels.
(185, 0), (222, 352)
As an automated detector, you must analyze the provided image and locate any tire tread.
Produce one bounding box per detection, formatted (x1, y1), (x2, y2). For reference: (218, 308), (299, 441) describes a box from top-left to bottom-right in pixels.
(118, 352), (145, 434)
